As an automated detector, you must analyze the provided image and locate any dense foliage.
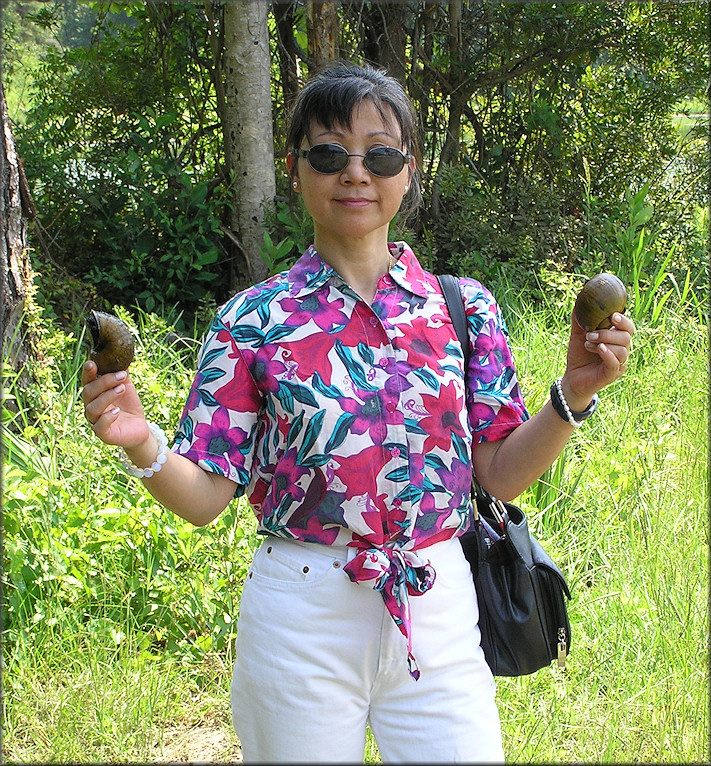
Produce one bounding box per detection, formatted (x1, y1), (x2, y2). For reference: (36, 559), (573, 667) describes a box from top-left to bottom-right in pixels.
(2, 1), (707, 328)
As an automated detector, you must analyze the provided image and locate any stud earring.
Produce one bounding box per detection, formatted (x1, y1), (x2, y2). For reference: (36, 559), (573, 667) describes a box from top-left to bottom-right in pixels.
(404, 186), (409, 193)
(292, 181), (298, 190)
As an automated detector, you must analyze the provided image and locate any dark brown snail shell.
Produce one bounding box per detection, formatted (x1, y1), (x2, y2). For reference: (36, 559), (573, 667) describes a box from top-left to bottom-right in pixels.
(573, 273), (628, 331)
(86, 310), (135, 374)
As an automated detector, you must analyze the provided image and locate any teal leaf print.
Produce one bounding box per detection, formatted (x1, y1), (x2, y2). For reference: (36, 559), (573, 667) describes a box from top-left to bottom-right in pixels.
(324, 412), (356, 453)
(202, 458), (225, 475)
(201, 346), (225, 367)
(424, 454), (447, 470)
(230, 325), (265, 344)
(404, 419), (428, 435)
(396, 485), (421, 503)
(285, 411), (305, 449)
(440, 363), (463, 376)
(200, 367), (227, 384)
(335, 341), (377, 391)
(411, 367), (440, 390)
(357, 342), (375, 367)
(198, 390), (219, 407)
(296, 409), (326, 464)
(281, 381), (319, 409)
(385, 465), (410, 483)
(313, 371), (344, 399)
(176, 417), (193, 442)
(264, 325), (297, 345)
(276, 384), (295, 414)
(451, 431), (470, 464)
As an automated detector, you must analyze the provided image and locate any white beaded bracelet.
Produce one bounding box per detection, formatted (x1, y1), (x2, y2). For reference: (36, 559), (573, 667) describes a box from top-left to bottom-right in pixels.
(120, 422), (169, 479)
(550, 377), (599, 429)
(554, 378), (583, 428)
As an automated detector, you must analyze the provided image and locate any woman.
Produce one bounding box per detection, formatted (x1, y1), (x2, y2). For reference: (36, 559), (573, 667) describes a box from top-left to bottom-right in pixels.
(82, 62), (634, 763)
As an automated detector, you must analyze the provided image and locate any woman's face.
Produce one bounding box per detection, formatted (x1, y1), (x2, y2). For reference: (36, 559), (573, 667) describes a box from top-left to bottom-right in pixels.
(287, 100), (414, 247)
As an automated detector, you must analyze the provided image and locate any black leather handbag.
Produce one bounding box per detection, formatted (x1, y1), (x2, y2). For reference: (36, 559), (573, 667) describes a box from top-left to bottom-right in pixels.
(438, 274), (572, 676)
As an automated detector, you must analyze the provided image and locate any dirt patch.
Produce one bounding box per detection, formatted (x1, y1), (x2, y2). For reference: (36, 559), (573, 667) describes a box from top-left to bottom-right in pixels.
(155, 724), (243, 764)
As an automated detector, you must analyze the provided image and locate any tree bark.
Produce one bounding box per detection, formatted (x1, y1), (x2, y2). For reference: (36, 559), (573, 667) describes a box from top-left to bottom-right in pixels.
(1, 76), (36, 380)
(361, 1), (408, 83)
(273, 0), (300, 112)
(223, 0), (275, 291)
(306, 0), (339, 70)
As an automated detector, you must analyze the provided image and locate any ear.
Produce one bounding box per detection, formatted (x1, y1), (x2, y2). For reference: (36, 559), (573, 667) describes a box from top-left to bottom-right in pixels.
(286, 151), (300, 191)
(408, 155), (417, 179)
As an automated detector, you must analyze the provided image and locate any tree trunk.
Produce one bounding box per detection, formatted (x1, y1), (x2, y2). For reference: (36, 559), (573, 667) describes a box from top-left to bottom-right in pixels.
(306, 0), (339, 70)
(361, 1), (408, 83)
(273, 0), (300, 112)
(223, 0), (275, 291)
(1, 76), (36, 382)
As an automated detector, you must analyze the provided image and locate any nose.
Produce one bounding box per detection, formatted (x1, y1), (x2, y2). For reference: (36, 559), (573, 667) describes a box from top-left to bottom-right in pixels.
(340, 154), (370, 184)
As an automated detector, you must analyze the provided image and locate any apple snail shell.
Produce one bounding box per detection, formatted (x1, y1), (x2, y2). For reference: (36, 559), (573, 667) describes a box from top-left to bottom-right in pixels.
(86, 310), (135, 374)
(573, 273), (628, 331)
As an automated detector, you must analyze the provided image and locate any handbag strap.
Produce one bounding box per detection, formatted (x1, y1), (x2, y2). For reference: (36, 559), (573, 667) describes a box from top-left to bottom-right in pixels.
(437, 273), (496, 511)
(437, 274), (471, 369)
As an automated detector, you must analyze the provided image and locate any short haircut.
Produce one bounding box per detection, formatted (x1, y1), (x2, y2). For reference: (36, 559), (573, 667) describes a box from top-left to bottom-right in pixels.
(286, 61), (423, 214)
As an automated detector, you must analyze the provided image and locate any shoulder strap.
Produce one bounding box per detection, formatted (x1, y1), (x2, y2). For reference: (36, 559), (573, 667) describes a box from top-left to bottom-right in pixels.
(438, 274), (490, 503)
(437, 274), (470, 368)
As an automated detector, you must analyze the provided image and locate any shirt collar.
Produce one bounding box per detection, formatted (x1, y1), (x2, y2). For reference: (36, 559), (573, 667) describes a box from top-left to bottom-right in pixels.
(286, 242), (432, 300)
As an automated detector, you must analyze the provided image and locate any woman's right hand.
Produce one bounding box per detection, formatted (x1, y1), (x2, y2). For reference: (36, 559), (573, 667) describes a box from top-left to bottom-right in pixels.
(81, 360), (150, 449)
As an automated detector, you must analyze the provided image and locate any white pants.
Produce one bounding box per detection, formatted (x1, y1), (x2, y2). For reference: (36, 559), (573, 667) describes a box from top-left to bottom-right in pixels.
(231, 535), (504, 763)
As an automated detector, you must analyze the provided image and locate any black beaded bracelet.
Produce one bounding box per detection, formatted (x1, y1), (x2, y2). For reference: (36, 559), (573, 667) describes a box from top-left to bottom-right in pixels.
(550, 378), (599, 428)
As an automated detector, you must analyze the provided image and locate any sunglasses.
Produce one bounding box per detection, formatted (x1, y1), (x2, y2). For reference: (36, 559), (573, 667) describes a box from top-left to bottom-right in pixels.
(296, 143), (411, 178)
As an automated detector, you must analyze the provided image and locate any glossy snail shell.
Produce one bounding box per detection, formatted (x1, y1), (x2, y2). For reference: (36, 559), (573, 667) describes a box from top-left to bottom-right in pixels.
(573, 273), (628, 331)
(86, 310), (135, 374)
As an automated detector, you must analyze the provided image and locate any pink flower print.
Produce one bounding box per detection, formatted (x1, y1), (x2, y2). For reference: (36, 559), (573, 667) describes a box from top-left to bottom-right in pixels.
(418, 381), (465, 452)
(279, 292), (349, 332)
(191, 407), (250, 471)
(341, 389), (403, 445)
(239, 345), (287, 394)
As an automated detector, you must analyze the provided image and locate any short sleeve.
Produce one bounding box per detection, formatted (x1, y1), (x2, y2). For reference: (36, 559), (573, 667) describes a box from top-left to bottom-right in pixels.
(460, 278), (529, 443)
(171, 314), (263, 494)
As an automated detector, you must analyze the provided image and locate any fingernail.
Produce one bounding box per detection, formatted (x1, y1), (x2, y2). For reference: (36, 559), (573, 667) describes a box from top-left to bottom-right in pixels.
(612, 312), (622, 323)
(114, 384), (125, 394)
(586, 332), (599, 341)
(109, 406), (120, 416)
(115, 371), (127, 381)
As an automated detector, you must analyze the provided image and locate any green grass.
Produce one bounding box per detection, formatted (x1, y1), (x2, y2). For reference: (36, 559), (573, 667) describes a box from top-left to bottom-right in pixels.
(2, 295), (708, 763)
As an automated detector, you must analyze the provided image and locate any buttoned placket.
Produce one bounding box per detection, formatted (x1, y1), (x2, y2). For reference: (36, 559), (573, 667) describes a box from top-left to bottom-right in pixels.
(368, 279), (412, 541)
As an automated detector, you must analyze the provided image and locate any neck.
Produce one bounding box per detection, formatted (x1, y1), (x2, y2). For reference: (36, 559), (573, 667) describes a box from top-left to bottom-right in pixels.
(314, 232), (392, 304)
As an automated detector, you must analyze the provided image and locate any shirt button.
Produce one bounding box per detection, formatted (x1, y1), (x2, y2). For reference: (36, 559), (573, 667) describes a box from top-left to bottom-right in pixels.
(333, 561), (341, 569)
(369, 317), (378, 327)
(390, 447), (401, 457)
(393, 498), (403, 508)
(386, 401), (396, 412)
(379, 358), (388, 367)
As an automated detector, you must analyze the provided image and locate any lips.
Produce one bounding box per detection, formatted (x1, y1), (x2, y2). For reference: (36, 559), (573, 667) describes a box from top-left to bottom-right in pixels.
(336, 197), (373, 208)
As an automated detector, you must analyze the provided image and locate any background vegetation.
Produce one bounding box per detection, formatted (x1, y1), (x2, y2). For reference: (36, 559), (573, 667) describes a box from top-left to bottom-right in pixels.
(1, 0), (708, 762)
(2, 1), (707, 327)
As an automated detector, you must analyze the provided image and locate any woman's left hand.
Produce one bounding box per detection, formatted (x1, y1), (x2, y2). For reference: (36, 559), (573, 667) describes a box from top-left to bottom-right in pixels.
(562, 311), (635, 408)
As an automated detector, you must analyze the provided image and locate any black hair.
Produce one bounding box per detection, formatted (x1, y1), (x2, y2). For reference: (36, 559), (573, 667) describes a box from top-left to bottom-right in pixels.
(286, 61), (423, 214)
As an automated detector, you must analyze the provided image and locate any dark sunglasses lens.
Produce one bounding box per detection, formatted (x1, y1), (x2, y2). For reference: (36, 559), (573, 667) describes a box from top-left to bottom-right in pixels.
(307, 144), (349, 174)
(364, 147), (407, 177)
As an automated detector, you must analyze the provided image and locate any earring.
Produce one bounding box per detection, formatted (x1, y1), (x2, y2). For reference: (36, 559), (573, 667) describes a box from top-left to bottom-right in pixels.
(292, 181), (298, 190)
(404, 186), (409, 193)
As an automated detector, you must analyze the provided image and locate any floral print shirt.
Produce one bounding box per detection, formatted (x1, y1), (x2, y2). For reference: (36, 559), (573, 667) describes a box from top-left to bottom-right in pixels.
(173, 242), (529, 677)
